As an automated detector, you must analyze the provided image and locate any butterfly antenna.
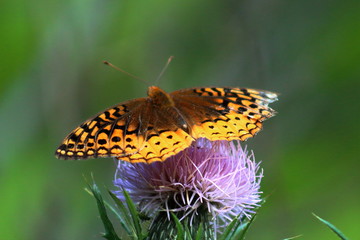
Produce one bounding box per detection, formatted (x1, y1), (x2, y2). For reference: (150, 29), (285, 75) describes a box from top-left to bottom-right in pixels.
(154, 56), (174, 85)
(103, 61), (149, 85)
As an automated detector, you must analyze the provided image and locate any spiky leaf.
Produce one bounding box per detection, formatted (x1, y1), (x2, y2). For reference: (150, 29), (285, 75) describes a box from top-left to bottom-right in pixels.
(313, 213), (348, 240)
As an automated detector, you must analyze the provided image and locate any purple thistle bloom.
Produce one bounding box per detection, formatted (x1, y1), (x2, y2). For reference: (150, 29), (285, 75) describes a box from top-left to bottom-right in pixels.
(114, 138), (263, 235)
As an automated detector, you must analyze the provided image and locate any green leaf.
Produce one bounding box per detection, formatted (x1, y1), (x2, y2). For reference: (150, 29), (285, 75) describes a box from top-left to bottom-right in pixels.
(123, 189), (144, 239)
(282, 234), (303, 240)
(232, 214), (257, 240)
(85, 188), (135, 237)
(184, 222), (192, 240)
(227, 218), (243, 239)
(195, 224), (204, 240)
(218, 214), (257, 240)
(87, 182), (121, 240)
(171, 212), (185, 240)
(312, 213), (348, 240)
(219, 216), (240, 240)
(108, 190), (134, 236)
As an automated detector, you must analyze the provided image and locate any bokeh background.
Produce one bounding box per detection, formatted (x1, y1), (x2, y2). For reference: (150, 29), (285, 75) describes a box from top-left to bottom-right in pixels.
(1, 0), (359, 239)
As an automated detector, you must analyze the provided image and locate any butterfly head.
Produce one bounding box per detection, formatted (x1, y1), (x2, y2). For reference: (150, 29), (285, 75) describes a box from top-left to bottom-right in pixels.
(147, 86), (175, 107)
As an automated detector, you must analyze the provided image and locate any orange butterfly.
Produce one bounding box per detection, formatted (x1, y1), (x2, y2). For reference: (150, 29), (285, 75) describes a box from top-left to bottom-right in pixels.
(55, 86), (277, 163)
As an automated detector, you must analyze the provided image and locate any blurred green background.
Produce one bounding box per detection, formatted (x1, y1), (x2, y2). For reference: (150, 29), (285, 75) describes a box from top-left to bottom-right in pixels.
(1, 0), (359, 239)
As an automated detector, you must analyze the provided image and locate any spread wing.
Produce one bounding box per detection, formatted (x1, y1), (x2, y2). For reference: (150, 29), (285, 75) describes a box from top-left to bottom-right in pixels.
(55, 98), (193, 163)
(170, 87), (278, 141)
(56, 86), (277, 164)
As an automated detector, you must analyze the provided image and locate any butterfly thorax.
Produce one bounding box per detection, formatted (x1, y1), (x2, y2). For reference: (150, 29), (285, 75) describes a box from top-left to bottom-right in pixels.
(147, 86), (175, 108)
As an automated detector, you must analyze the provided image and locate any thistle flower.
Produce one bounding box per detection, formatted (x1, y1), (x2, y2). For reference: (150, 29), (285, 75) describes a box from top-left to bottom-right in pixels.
(114, 138), (263, 238)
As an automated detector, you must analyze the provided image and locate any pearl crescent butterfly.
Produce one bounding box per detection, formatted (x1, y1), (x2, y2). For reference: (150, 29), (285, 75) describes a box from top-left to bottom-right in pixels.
(55, 86), (278, 163)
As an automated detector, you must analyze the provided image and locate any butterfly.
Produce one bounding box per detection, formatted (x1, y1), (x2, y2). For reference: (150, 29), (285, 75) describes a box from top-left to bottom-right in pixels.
(55, 86), (278, 163)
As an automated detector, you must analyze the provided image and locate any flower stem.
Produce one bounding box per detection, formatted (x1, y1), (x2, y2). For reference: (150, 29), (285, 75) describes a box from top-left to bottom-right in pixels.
(147, 207), (214, 240)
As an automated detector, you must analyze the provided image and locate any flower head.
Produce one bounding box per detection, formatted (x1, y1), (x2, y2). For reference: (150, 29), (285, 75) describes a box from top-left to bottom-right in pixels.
(114, 138), (263, 234)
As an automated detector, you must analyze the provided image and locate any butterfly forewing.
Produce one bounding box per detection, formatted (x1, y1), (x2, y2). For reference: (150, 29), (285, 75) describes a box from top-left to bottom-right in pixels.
(56, 96), (194, 163)
(170, 87), (277, 142)
(56, 98), (147, 160)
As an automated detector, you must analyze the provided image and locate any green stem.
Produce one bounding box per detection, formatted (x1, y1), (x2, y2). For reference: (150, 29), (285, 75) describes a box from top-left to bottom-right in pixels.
(147, 207), (214, 240)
